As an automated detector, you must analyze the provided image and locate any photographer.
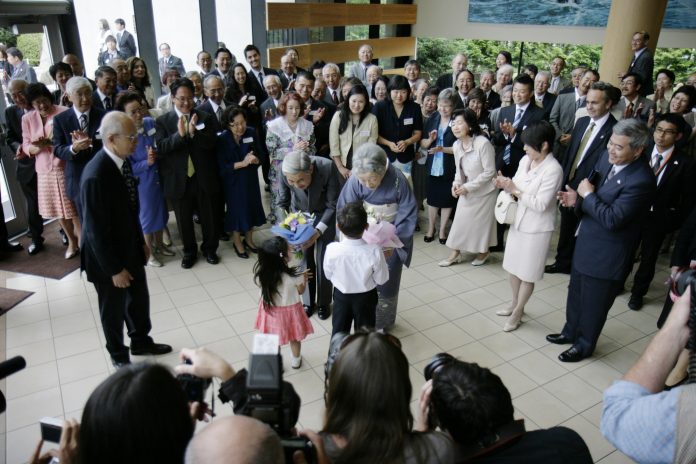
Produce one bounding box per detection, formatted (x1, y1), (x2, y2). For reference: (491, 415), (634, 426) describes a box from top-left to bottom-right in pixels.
(601, 289), (696, 464)
(417, 357), (591, 463)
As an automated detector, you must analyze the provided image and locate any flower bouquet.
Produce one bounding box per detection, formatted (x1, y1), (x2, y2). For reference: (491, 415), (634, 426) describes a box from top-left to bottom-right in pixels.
(363, 207), (404, 250)
(271, 211), (316, 261)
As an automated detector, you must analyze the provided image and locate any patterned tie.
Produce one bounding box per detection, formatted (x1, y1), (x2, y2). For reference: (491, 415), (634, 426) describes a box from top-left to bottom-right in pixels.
(575, 97), (585, 110)
(652, 154), (663, 175)
(332, 90), (339, 105)
(121, 159), (138, 212)
(502, 108), (524, 165)
(606, 166), (617, 182)
(569, 122), (595, 180)
(184, 114), (196, 177)
(104, 96), (112, 110)
(216, 106), (222, 123)
(79, 113), (88, 132)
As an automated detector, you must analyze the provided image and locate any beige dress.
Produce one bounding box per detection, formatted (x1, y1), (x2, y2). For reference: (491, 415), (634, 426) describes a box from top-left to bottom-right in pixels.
(445, 136), (497, 253)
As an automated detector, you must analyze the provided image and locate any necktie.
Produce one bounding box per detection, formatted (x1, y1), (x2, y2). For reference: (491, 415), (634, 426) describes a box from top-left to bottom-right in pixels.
(551, 77), (558, 93)
(216, 106), (222, 123)
(332, 90), (338, 105)
(502, 108), (524, 165)
(575, 97), (585, 110)
(104, 96), (112, 110)
(626, 102), (634, 118)
(569, 122), (595, 180)
(606, 166), (617, 182)
(117, 32), (122, 43)
(258, 71), (264, 86)
(79, 114), (88, 132)
(121, 159), (138, 212)
(652, 154), (663, 175)
(184, 115), (195, 177)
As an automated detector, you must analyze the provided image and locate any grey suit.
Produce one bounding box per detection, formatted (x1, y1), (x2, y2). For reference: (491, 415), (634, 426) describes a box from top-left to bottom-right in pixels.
(549, 92), (581, 158)
(549, 75), (570, 95)
(614, 95), (655, 120)
(346, 62), (370, 85)
(278, 156), (338, 308)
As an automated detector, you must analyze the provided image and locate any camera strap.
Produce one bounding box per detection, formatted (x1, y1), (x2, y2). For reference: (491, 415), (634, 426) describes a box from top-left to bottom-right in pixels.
(457, 419), (526, 462)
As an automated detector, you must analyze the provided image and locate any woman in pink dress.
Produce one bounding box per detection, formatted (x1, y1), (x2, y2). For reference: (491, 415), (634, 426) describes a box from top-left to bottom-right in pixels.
(21, 83), (80, 258)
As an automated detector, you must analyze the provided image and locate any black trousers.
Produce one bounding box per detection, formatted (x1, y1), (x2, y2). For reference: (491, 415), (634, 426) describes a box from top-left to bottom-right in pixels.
(93, 271), (152, 362)
(305, 235), (333, 308)
(331, 287), (378, 336)
(561, 268), (622, 356)
(630, 219), (667, 297)
(18, 173), (44, 240)
(171, 175), (219, 257)
(553, 206), (579, 271)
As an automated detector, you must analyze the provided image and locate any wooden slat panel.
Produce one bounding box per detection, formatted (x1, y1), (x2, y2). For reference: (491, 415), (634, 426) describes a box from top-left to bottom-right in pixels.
(268, 37), (416, 69)
(267, 3), (417, 30)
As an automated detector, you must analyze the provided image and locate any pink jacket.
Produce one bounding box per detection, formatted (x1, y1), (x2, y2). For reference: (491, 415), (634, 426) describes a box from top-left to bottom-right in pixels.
(21, 105), (68, 174)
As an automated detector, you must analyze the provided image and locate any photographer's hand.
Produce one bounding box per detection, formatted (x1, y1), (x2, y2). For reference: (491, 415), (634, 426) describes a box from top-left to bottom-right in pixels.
(293, 429), (330, 464)
(30, 419), (79, 464)
(176, 347), (236, 382)
(189, 401), (213, 423)
(414, 379), (433, 432)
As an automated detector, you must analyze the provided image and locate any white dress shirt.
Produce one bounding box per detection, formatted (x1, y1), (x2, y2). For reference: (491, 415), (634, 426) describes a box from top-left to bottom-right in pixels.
(650, 144), (674, 185)
(323, 238), (389, 294)
(576, 111), (611, 166)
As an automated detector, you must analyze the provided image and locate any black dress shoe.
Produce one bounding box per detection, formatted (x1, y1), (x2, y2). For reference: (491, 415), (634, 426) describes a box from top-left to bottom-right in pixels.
(204, 252), (220, 264)
(130, 342), (173, 356)
(219, 232), (230, 241)
(304, 304), (315, 318)
(243, 239), (258, 253)
(264, 184), (270, 192)
(489, 245), (504, 252)
(181, 255), (197, 269)
(0, 241), (23, 252)
(628, 294), (644, 311)
(59, 228), (69, 246)
(317, 305), (331, 320)
(423, 235), (434, 243)
(545, 263), (570, 274)
(111, 358), (131, 369)
(558, 346), (586, 363)
(415, 223), (421, 232)
(28, 240), (44, 255)
(193, 213), (201, 224)
(546, 333), (572, 345)
(234, 246), (249, 259)
(439, 237), (447, 245)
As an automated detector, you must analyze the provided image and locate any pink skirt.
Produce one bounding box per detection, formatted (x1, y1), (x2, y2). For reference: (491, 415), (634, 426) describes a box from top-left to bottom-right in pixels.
(255, 301), (314, 345)
(37, 167), (77, 219)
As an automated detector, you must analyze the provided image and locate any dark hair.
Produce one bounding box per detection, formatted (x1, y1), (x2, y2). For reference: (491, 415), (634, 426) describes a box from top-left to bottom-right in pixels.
(522, 63), (538, 76)
(161, 68), (181, 87)
(634, 30), (650, 41)
(342, 76), (362, 91)
(159, 42), (170, 50)
(452, 108), (482, 137)
(114, 18), (125, 26)
(371, 76), (389, 100)
(512, 74), (534, 93)
(671, 86), (696, 112)
(223, 63), (249, 104)
(277, 92), (306, 116)
(521, 120), (555, 153)
(127, 56), (151, 88)
(387, 75), (411, 99)
(430, 360), (514, 446)
(104, 35), (117, 45)
(309, 60), (326, 73)
(423, 86), (440, 100)
(404, 59), (421, 71)
(98, 19), (109, 31)
(170, 77), (194, 97)
(456, 69), (476, 86)
(584, 68), (600, 81)
(253, 236), (300, 308)
(588, 81), (614, 103)
(606, 85), (622, 106)
(244, 44), (261, 56)
(214, 47), (233, 60)
(622, 71), (643, 88)
(25, 83), (53, 106)
(49, 62), (73, 81)
(197, 50), (211, 61)
(338, 85), (371, 135)
(497, 51), (512, 65)
(655, 68), (675, 84)
(467, 88), (486, 104)
(95, 65), (116, 80)
(656, 112), (685, 130)
(80, 363), (194, 464)
(115, 90), (145, 111)
(296, 70), (315, 84)
(221, 106), (247, 128)
(7, 47), (23, 60)
(337, 202), (367, 238)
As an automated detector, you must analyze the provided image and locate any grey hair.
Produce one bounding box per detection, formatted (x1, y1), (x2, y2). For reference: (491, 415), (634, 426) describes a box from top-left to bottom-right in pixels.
(352, 143), (387, 176)
(438, 88), (455, 105)
(501, 84), (513, 96)
(185, 70), (202, 81)
(366, 64), (382, 75)
(480, 70), (495, 79)
(323, 63), (340, 74)
(281, 151), (312, 175)
(536, 70), (551, 81)
(497, 64), (514, 78)
(99, 111), (130, 140)
(66, 76), (92, 95)
(203, 74), (223, 88)
(612, 119), (651, 151)
(263, 74), (281, 87)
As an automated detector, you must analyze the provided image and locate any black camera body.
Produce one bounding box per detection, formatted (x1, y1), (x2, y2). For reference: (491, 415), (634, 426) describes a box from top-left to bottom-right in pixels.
(177, 361), (212, 403)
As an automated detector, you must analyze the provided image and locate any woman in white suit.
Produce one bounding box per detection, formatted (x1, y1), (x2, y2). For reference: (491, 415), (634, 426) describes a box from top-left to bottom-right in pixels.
(494, 121), (563, 332)
(438, 109), (497, 267)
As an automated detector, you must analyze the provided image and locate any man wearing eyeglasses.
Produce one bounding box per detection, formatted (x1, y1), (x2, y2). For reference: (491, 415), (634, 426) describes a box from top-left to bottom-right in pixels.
(155, 77), (221, 269)
(80, 111), (172, 368)
(625, 113), (695, 310)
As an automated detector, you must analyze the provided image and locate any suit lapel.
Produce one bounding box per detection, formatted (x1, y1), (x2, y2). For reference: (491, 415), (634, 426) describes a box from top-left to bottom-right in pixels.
(657, 153), (681, 189)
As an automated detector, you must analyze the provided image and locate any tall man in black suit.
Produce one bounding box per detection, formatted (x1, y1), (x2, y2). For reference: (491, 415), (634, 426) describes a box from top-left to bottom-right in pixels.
(619, 31), (654, 97)
(53, 76), (106, 218)
(155, 78), (221, 269)
(546, 82), (617, 274)
(295, 72), (335, 157)
(627, 113), (695, 310)
(113, 18), (137, 58)
(244, 44), (278, 101)
(92, 65), (117, 112)
(548, 119), (656, 362)
(80, 111), (171, 368)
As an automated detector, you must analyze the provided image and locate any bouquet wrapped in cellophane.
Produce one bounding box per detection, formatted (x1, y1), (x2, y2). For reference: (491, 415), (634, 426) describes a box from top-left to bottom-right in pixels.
(363, 207), (404, 250)
(271, 211), (316, 260)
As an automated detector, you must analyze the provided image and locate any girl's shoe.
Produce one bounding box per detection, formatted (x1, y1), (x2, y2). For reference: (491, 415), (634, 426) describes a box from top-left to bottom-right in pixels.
(291, 356), (302, 369)
(157, 246), (176, 257)
(147, 255), (163, 267)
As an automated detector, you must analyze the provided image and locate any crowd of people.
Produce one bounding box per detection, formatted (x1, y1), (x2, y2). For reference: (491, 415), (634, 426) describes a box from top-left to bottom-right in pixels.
(2, 23), (696, 464)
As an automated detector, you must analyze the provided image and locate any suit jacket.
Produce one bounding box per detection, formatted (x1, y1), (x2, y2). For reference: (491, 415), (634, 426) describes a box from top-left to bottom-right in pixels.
(10, 60), (37, 83)
(645, 146), (695, 232)
(80, 150), (145, 283)
(614, 95), (655, 120)
(4, 105), (37, 183)
(247, 67), (278, 100)
(277, 156), (338, 237)
(492, 103), (545, 177)
(436, 73), (455, 90)
(534, 93), (556, 121)
(346, 62), (371, 85)
(671, 206), (696, 267)
(628, 48), (654, 97)
(323, 87), (342, 106)
(92, 90), (116, 112)
(512, 154), (564, 233)
(98, 50), (126, 67)
(208, 68), (234, 88)
(305, 98), (336, 157)
(195, 100), (224, 133)
(278, 72), (297, 91)
(260, 96), (280, 122)
(52, 106), (106, 201)
(549, 92), (579, 142)
(573, 155), (656, 281)
(116, 30), (137, 58)
(158, 55), (186, 77)
(549, 75), (571, 95)
(561, 114), (617, 189)
(21, 106), (69, 174)
(154, 109), (220, 199)
(485, 89), (501, 110)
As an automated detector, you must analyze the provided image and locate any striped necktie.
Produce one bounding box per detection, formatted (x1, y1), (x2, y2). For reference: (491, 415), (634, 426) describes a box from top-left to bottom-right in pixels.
(502, 108), (524, 165)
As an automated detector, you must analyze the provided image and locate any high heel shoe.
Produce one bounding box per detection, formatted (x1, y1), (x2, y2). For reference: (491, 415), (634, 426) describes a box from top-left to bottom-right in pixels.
(234, 245), (249, 259)
(423, 235), (434, 243)
(438, 254), (464, 267)
(439, 236), (448, 245)
(65, 247), (79, 259)
(495, 308), (513, 316)
(243, 239), (258, 253)
(156, 246), (176, 257)
(503, 310), (523, 332)
(471, 253), (489, 266)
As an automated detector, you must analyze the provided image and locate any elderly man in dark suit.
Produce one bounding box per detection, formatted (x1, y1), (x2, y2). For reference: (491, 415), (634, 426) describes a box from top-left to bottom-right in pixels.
(155, 78), (221, 269)
(80, 111), (171, 368)
(546, 82), (617, 275)
(619, 31), (654, 97)
(548, 119), (656, 362)
(435, 53), (467, 91)
(478, 70), (501, 110)
(278, 151), (338, 320)
(53, 76), (106, 217)
(113, 18), (137, 58)
(158, 43), (186, 78)
(278, 53), (297, 91)
(92, 65), (117, 112)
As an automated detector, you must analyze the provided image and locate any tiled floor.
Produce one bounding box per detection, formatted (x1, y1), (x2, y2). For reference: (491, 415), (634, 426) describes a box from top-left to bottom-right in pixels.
(0, 209), (671, 463)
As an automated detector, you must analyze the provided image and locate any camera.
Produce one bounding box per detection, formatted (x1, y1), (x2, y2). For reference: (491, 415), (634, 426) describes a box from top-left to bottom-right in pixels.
(423, 352), (455, 381)
(177, 360), (212, 403)
(40, 417), (63, 443)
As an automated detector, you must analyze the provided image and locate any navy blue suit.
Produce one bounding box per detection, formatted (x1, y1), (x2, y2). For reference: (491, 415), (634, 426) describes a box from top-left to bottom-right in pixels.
(561, 154), (655, 356)
(52, 106), (106, 215)
(492, 103), (546, 178)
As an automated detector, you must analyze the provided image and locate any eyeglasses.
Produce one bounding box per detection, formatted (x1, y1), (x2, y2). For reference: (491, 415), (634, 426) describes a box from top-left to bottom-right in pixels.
(174, 96), (194, 103)
(655, 127), (678, 135)
(117, 134), (138, 142)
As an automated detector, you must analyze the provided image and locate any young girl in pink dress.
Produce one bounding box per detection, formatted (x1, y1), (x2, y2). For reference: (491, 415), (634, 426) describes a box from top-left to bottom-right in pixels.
(254, 236), (314, 368)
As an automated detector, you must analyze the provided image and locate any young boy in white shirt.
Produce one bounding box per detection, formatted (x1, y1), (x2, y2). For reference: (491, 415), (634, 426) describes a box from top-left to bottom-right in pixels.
(323, 202), (389, 336)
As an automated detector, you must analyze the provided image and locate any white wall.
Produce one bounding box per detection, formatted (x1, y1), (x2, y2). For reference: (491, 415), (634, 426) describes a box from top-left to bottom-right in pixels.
(216, 0), (254, 65)
(412, 0), (696, 49)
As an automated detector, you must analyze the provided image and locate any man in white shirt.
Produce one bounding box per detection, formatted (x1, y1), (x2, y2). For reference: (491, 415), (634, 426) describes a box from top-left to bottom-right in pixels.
(548, 56), (570, 95)
(196, 51), (214, 76)
(323, 202), (388, 335)
(322, 63), (342, 106)
(345, 44), (374, 86)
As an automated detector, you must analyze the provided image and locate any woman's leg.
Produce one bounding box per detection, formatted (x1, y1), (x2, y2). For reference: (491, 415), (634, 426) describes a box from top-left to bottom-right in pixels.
(498, 273), (521, 316)
(439, 207), (452, 239)
(505, 276), (535, 332)
(60, 218), (79, 257)
(426, 205), (438, 237)
(245, 228), (256, 248)
(232, 231), (245, 253)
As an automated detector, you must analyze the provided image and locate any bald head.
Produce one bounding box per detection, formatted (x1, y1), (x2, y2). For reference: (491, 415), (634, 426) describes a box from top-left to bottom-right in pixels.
(185, 416), (283, 464)
(100, 111), (137, 158)
(8, 79), (29, 109)
(110, 58), (129, 85)
(62, 53), (85, 77)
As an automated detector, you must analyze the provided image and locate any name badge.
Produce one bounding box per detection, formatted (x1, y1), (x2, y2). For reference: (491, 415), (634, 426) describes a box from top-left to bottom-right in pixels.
(147, 127), (156, 136)
(309, 110), (317, 116)
(195, 123), (205, 130)
(243, 137), (254, 143)
(403, 118), (413, 126)
(359, 130), (370, 136)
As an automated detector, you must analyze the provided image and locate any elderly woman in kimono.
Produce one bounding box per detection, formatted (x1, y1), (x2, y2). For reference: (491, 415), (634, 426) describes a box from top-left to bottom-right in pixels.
(336, 143), (417, 330)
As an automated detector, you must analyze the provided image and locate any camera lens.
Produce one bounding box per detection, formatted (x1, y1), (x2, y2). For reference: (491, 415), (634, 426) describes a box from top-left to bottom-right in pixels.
(423, 353), (455, 381)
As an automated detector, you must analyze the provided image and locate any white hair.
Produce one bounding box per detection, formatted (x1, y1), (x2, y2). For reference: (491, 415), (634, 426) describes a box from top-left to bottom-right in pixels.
(323, 63), (340, 74)
(66, 76), (92, 95)
(497, 64), (514, 78)
(352, 143), (387, 176)
(282, 151), (312, 175)
(263, 74), (281, 87)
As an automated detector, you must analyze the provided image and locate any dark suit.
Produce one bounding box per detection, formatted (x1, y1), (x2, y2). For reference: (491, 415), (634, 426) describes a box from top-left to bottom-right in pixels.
(552, 114), (617, 271)
(195, 100), (226, 235)
(323, 87), (342, 106)
(561, 154), (655, 357)
(278, 73), (296, 91)
(534, 92), (557, 121)
(80, 150), (152, 363)
(305, 98), (336, 157)
(630, 148), (695, 297)
(158, 55), (186, 77)
(485, 89), (501, 110)
(278, 157), (338, 308)
(52, 106), (106, 215)
(492, 103), (546, 178)
(97, 50), (126, 67)
(435, 73), (455, 90)
(4, 105), (43, 240)
(247, 67), (278, 100)
(208, 68), (234, 88)
(115, 30), (137, 58)
(92, 90), (116, 112)
(155, 109), (220, 258)
(628, 48), (654, 97)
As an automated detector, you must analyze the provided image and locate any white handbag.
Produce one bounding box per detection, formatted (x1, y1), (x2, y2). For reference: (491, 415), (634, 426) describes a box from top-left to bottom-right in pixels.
(495, 190), (518, 225)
